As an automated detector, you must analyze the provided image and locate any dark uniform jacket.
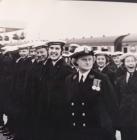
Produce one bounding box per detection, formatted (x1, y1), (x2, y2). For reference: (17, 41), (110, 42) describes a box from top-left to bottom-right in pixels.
(108, 63), (126, 85)
(64, 70), (118, 140)
(113, 64), (126, 78)
(94, 64), (116, 86)
(115, 71), (137, 127)
(38, 58), (73, 140)
(9, 57), (32, 140)
(10, 57), (31, 114)
(29, 60), (48, 140)
(0, 55), (14, 115)
(0, 55), (14, 126)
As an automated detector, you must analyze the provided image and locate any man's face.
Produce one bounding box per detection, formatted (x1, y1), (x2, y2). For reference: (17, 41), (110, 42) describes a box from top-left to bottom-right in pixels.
(29, 48), (36, 58)
(113, 55), (121, 66)
(48, 45), (62, 61)
(76, 55), (94, 72)
(19, 49), (29, 58)
(125, 56), (136, 73)
(96, 55), (107, 68)
(36, 48), (48, 61)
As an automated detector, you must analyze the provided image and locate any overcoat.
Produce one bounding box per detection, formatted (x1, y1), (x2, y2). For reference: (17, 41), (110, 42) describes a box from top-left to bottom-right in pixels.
(28, 60), (47, 140)
(93, 64), (115, 85)
(9, 57), (32, 140)
(115, 71), (137, 127)
(38, 58), (73, 140)
(0, 55), (14, 127)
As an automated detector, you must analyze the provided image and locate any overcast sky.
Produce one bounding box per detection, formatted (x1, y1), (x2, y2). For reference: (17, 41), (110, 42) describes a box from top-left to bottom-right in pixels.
(0, 0), (137, 40)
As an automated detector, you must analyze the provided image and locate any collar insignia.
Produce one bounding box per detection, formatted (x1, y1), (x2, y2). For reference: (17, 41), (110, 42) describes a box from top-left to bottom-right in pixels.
(89, 74), (95, 79)
(84, 47), (90, 53)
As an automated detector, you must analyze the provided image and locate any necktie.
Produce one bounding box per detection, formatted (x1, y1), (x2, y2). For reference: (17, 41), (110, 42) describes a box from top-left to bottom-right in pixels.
(79, 75), (84, 85)
(128, 73), (133, 84)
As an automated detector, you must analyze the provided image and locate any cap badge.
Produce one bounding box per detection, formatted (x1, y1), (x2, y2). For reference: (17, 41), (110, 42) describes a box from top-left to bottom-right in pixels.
(84, 47), (90, 53)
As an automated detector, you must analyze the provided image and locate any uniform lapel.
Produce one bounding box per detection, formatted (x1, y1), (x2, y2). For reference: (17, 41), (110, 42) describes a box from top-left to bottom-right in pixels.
(52, 58), (64, 77)
(68, 72), (79, 100)
(84, 70), (95, 86)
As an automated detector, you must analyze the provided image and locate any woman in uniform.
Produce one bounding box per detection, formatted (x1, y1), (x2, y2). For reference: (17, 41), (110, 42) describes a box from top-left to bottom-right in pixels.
(111, 51), (126, 81)
(94, 51), (116, 86)
(115, 53), (137, 140)
(63, 46), (118, 140)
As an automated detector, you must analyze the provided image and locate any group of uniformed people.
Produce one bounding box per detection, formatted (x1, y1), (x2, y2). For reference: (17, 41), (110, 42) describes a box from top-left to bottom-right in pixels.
(0, 41), (136, 140)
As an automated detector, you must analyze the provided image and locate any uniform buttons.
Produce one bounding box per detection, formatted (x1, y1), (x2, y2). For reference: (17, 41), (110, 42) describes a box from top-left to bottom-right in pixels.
(83, 123), (86, 127)
(73, 122), (76, 126)
(82, 113), (86, 116)
(72, 112), (75, 116)
(81, 102), (85, 106)
(71, 102), (75, 106)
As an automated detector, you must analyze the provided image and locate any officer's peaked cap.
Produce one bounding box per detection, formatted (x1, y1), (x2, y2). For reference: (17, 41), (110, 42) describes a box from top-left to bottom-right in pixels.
(71, 45), (94, 59)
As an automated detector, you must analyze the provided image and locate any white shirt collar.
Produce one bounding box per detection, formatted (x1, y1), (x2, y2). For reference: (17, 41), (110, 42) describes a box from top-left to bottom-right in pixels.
(78, 70), (90, 82)
(126, 72), (134, 83)
(126, 72), (130, 83)
(117, 63), (122, 68)
(98, 65), (106, 72)
(31, 59), (35, 63)
(16, 57), (22, 63)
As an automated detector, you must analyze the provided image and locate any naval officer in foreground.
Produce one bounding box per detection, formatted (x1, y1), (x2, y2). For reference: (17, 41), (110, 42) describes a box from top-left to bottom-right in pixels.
(64, 46), (118, 140)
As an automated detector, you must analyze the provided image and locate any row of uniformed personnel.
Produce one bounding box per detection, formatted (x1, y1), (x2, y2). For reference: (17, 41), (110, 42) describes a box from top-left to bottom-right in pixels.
(0, 41), (136, 140)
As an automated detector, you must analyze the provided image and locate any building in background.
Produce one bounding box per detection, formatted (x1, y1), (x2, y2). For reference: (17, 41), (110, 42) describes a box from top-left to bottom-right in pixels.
(0, 27), (26, 46)
(0, 20), (29, 47)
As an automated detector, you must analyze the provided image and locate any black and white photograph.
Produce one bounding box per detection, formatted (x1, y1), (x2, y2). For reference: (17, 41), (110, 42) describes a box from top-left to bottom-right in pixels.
(0, 0), (137, 140)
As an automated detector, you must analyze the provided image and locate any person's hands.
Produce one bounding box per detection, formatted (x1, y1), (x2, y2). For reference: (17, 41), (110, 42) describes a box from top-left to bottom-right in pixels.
(3, 114), (8, 125)
(115, 130), (121, 140)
